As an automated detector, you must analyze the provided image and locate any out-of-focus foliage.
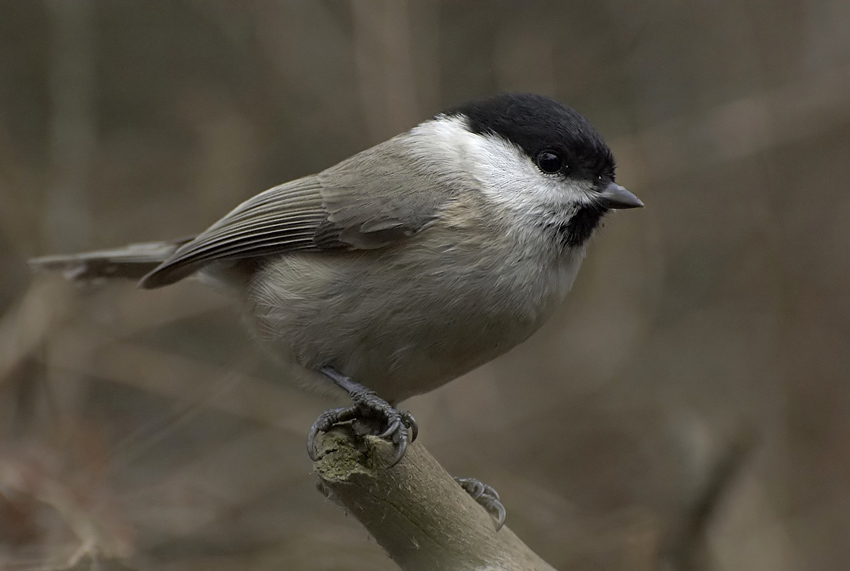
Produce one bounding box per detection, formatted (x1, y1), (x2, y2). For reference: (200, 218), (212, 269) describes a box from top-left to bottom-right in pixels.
(2, 1), (850, 569)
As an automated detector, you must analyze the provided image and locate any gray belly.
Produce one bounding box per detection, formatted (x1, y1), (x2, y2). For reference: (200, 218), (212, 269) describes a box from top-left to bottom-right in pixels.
(243, 240), (581, 403)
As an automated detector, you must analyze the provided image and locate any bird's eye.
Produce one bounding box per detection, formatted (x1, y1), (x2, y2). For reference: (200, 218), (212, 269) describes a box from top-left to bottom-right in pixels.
(535, 150), (565, 174)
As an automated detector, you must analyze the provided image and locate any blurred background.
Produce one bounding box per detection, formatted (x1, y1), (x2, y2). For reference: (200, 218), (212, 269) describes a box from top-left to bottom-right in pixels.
(2, 1), (850, 569)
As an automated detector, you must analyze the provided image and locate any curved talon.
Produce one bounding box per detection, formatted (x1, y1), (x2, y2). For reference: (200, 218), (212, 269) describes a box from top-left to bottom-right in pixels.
(379, 418), (401, 439)
(307, 406), (357, 461)
(455, 477), (507, 530)
(489, 499), (507, 530)
(401, 411), (419, 441)
(387, 427), (409, 467)
(307, 430), (319, 461)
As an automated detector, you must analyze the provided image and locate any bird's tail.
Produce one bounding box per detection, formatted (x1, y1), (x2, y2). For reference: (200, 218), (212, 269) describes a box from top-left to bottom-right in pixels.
(29, 237), (193, 285)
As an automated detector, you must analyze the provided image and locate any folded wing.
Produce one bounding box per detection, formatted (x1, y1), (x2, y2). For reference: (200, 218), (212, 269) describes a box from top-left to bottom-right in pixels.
(140, 141), (445, 289)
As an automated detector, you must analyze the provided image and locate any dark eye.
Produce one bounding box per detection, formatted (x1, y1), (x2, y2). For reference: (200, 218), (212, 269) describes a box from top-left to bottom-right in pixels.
(535, 150), (565, 174)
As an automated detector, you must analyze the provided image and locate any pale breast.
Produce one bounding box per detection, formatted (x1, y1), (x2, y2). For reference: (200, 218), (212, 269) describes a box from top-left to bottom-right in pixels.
(243, 216), (584, 404)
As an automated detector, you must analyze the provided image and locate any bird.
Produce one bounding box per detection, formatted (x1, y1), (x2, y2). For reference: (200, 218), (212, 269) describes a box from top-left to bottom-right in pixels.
(31, 93), (643, 528)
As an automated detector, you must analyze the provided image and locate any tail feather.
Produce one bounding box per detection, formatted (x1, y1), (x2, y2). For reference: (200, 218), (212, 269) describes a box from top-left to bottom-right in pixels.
(29, 238), (193, 285)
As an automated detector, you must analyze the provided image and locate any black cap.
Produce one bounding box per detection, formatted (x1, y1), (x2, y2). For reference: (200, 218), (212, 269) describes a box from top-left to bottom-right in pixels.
(445, 93), (615, 184)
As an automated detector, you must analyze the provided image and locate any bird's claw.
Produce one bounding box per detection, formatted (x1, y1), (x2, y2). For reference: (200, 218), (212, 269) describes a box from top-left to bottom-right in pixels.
(379, 418), (400, 439)
(356, 399), (417, 467)
(455, 477), (507, 530)
(307, 406), (357, 461)
(307, 377), (417, 467)
(401, 410), (418, 441)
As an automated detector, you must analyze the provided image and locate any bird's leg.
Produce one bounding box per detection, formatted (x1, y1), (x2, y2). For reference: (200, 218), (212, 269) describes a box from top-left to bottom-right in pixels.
(455, 477), (507, 530)
(307, 367), (418, 467)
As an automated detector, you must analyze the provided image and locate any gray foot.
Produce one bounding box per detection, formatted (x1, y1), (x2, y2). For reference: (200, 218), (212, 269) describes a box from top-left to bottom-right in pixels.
(307, 367), (418, 467)
(455, 477), (507, 530)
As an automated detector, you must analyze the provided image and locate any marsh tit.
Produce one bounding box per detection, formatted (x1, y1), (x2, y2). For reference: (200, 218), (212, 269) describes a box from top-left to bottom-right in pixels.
(32, 93), (643, 526)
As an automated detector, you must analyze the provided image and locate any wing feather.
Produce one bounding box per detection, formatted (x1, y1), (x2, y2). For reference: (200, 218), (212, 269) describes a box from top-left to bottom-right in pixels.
(140, 177), (327, 288)
(140, 134), (450, 289)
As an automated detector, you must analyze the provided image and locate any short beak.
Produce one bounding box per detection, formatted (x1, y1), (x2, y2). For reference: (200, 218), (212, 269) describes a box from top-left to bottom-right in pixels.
(599, 182), (644, 209)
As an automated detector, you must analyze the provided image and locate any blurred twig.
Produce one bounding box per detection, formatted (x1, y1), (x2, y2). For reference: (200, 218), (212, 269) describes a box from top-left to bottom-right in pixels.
(314, 426), (557, 571)
(0, 440), (135, 569)
(663, 429), (757, 571)
(0, 281), (72, 386)
(42, 332), (325, 436)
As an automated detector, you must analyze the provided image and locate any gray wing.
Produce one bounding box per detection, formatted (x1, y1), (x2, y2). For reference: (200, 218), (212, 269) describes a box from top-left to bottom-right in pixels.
(315, 138), (447, 250)
(140, 140), (446, 289)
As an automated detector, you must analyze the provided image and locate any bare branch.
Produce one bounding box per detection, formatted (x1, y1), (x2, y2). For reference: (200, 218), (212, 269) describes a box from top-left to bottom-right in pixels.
(314, 426), (557, 571)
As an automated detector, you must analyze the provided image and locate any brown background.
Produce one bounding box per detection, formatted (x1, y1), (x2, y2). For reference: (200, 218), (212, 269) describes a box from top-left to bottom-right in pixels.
(2, 1), (849, 569)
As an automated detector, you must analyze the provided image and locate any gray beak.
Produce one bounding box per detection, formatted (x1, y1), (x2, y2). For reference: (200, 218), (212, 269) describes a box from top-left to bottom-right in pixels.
(599, 182), (644, 209)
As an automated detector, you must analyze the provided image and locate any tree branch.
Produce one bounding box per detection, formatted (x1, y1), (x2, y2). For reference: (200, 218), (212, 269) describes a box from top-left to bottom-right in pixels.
(313, 426), (556, 571)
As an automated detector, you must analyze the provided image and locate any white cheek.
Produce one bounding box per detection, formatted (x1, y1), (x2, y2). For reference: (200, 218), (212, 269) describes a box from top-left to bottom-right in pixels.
(402, 114), (592, 219)
(466, 135), (581, 213)
(404, 115), (591, 318)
